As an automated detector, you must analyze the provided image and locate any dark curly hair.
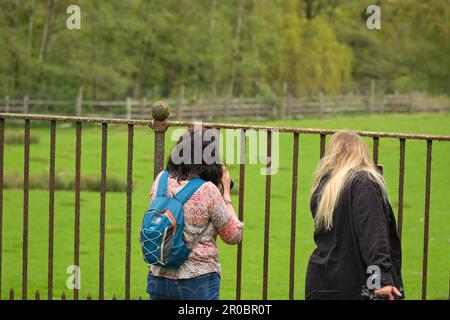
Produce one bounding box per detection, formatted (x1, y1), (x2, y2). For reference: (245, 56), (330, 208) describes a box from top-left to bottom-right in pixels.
(166, 126), (223, 186)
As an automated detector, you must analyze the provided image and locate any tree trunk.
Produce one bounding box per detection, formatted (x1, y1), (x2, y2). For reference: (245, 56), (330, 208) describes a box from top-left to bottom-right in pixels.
(304, 0), (324, 20)
(132, 2), (153, 99)
(24, 0), (36, 94)
(11, 5), (21, 93)
(209, 0), (217, 97)
(91, 0), (98, 100)
(132, 40), (153, 99)
(226, 0), (244, 116)
(38, 0), (55, 62)
(27, 0), (35, 58)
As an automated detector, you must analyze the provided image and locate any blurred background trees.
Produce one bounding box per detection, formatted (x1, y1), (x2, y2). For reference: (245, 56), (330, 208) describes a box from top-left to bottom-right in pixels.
(0, 0), (448, 101)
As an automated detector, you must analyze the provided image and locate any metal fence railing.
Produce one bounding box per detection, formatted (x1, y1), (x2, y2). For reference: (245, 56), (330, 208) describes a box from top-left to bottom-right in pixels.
(0, 102), (449, 300)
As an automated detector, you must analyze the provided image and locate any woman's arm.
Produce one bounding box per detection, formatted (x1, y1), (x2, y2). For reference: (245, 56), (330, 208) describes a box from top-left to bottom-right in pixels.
(351, 176), (401, 299)
(208, 168), (243, 244)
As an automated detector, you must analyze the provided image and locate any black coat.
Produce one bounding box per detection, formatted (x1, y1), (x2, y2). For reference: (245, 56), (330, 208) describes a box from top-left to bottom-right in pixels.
(305, 172), (404, 300)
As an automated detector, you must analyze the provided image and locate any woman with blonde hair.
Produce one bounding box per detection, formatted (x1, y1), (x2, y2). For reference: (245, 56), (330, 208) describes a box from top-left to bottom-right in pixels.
(305, 131), (404, 300)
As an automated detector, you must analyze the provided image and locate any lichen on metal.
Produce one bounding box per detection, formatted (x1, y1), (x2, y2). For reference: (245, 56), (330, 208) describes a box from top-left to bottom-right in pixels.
(151, 101), (170, 121)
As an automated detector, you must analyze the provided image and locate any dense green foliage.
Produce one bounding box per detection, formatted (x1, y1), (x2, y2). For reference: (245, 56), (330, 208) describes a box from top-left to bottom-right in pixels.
(0, 0), (448, 101)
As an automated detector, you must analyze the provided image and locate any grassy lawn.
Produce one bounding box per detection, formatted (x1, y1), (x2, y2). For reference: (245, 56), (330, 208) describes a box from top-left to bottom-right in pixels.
(1, 112), (449, 300)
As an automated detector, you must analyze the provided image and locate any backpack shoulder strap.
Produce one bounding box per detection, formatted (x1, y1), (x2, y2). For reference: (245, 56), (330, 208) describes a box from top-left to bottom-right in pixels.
(173, 177), (206, 204)
(190, 221), (211, 249)
(156, 170), (169, 197)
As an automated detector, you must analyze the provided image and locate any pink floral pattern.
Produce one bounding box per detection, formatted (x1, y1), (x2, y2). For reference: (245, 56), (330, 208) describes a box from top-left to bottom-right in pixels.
(148, 171), (243, 279)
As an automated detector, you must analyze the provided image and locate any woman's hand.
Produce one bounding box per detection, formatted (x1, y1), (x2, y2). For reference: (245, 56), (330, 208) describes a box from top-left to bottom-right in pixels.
(221, 167), (231, 201)
(374, 285), (402, 300)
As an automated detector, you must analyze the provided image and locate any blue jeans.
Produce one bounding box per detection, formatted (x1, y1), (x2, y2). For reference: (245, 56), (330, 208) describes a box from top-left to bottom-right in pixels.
(147, 272), (220, 300)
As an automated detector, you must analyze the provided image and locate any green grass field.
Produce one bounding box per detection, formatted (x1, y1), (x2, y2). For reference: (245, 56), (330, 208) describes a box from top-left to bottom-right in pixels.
(1, 113), (449, 300)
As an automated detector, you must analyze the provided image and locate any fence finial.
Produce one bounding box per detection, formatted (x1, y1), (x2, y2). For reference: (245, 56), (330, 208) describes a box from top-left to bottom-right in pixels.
(151, 101), (170, 121)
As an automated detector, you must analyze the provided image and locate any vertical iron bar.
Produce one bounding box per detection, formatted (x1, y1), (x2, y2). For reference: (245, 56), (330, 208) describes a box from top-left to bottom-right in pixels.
(422, 140), (432, 300)
(319, 134), (326, 159)
(397, 138), (406, 239)
(125, 124), (134, 300)
(74, 121), (82, 300)
(153, 125), (166, 180)
(262, 130), (272, 300)
(0, 118), (3, 300)
(373, 137), (379, 165)
(235, 129), (246, 300)
(99, 123), (108, 300)
(289, 133), (299, 300)
(48, 120), (56, 300)
(22, 119), (30, 300)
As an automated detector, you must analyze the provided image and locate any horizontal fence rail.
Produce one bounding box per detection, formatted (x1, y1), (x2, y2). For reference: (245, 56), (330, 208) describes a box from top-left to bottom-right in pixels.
(1, 113), (450, 141)
(0, 107), (449, 300)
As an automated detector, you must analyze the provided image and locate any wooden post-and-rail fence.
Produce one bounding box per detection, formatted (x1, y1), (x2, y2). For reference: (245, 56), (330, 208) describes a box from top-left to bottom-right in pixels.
(0, 91), (448, 121)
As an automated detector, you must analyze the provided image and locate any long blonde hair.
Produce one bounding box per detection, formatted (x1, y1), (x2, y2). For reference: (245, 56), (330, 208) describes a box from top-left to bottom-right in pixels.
(311, 131), (387, 231)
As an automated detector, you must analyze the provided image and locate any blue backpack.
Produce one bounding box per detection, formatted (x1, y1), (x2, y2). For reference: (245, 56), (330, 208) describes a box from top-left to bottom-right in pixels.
(140, 171), (208, 268)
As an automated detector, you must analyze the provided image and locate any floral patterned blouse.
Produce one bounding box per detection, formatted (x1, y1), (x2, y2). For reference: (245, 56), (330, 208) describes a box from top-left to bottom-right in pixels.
(148, 171), (244, 279)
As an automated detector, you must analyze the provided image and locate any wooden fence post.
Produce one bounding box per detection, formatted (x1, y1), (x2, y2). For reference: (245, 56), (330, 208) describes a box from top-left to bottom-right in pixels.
(256, 94), (261, 119)
(23, 95), (29, 114)
(238, 95), (244, 119)
(280, 82), (288, 119)
(126, 97), (132, 119)
(287, 92), (292, 119)
(75, 86), (83, 116)
(191, 95), (198, 120)
(319, 91), (324, 119)
(141, 97), (147, 117)
(380, 91), (385, 114)
(368, 79), (375, 114)
(5, 96), (9, 113)
(409, 91), (415, 113)
(177, 84), (184, 121)
(270, 92), (276, 118)
(208, 96), (214, 120)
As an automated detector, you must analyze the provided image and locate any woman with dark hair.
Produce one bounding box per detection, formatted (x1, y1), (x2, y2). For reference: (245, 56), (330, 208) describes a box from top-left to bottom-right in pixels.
(146, 126), (243, 300)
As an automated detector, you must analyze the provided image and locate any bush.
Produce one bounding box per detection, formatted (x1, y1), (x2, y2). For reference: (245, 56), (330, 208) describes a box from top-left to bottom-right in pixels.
(5, 132), (40, 145)
(3, 172), (128, 192)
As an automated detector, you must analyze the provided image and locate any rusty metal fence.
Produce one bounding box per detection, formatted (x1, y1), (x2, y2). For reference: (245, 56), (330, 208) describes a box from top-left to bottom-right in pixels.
(0, 103), (449, 300)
